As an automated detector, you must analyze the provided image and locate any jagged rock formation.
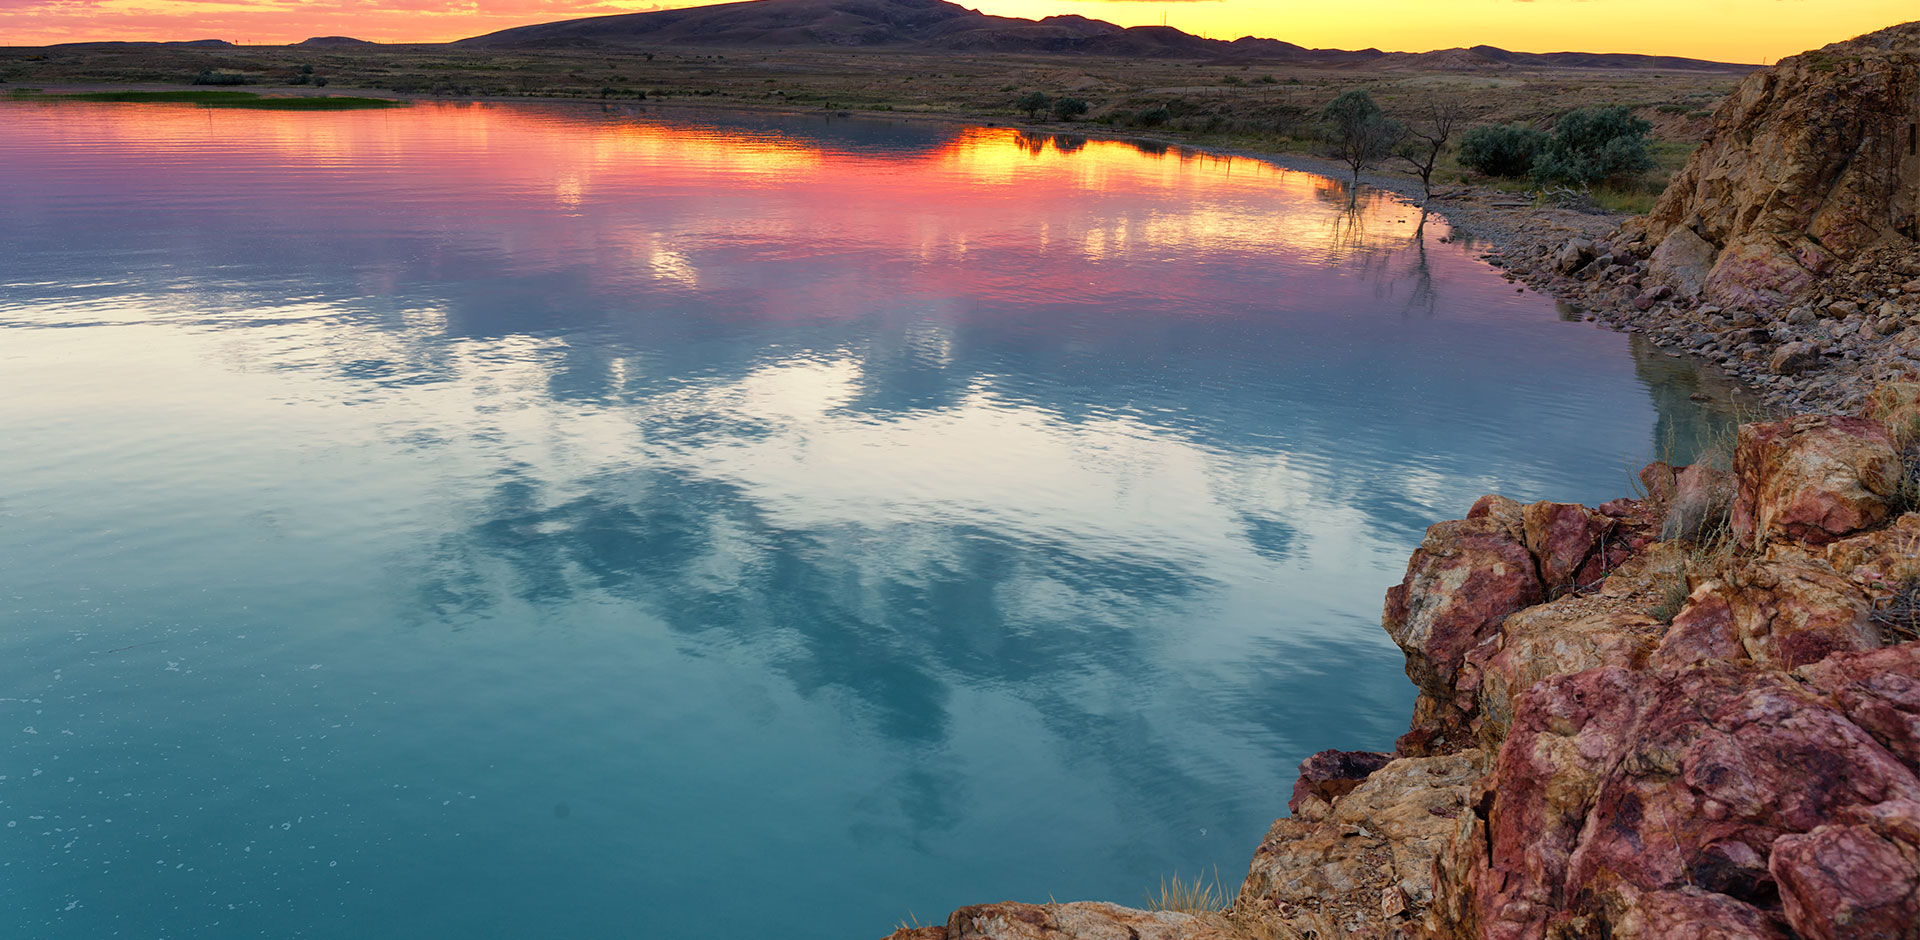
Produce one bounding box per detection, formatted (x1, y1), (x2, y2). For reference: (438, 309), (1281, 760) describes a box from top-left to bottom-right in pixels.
(1631, 22), (1920, 311)
(883, 382), (1920, 940)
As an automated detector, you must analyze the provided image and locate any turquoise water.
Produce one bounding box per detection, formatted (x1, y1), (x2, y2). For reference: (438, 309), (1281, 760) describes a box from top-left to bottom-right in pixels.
(0, 100), (1735, 938)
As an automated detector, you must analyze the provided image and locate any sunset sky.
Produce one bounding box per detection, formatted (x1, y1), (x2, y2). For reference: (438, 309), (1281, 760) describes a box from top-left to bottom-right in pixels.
(0, 0), (1910, 63)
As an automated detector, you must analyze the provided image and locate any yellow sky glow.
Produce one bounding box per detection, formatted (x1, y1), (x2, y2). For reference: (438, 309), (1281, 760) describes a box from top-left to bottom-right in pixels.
(0, 0), (1909, 63)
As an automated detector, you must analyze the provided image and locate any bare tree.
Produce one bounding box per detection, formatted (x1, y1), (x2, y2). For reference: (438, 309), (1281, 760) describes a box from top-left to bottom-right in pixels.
(1395, 96), (1465, 201)
(1320, 90), (1405, 199)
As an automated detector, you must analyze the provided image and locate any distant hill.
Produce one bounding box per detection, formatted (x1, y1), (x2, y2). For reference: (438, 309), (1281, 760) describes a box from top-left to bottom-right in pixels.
(47, 39), (235, 50)
(456, 0), (1754, 70)
(296, 36), (378, 48)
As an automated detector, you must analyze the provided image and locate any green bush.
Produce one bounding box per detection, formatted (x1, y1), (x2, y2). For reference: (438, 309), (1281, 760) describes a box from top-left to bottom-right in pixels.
(1015, 90), (1050, 120)
(1137, 105), (1170, 127)
(1531, 106), (1653, 186)
(1052, 97), (1088, 121)
(1458, 123), (1546, 178)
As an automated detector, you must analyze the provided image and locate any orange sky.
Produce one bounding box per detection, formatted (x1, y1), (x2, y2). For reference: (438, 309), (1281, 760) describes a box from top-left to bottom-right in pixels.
(0, 0), (1910, 63)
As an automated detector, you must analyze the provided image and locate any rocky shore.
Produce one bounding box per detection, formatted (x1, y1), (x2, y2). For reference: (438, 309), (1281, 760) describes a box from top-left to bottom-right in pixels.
(1464, 22), (1920, 416)
(884, 22), (1920, 940)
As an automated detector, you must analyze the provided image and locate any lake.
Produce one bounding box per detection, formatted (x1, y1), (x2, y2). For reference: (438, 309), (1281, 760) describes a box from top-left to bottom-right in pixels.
(0, 99), (1736, 938)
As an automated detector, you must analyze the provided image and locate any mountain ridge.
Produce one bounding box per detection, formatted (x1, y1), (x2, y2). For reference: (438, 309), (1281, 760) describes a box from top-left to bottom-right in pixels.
(454, 0), (1755, 70)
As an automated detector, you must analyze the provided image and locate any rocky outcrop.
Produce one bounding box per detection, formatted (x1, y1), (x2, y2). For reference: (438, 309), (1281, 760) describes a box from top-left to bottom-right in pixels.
(879, 400), (1920, 940)
(1653, 550), (1879, 670)
(929, 903), (1242, 940)
(1244, 751), (1486, 938)
(1458, 652), (1920, 940)
(1630, 22), (1920, 312)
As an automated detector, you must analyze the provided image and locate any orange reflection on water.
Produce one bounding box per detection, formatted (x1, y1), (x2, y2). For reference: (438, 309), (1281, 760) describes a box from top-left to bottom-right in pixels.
(12, 98), (1435, 309)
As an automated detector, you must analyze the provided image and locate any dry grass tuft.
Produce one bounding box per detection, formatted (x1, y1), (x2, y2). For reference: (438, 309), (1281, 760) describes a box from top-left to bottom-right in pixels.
(1147, 868), (1233, 914)
(1873, 579), (1920, 645)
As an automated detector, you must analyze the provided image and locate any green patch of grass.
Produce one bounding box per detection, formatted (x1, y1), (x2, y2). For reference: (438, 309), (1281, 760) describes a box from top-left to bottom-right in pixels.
(216, 96), (406, 110)
(54, 90), (262, 103)
(18, 90), (407, 110)
(1591, 183), (1659, 214)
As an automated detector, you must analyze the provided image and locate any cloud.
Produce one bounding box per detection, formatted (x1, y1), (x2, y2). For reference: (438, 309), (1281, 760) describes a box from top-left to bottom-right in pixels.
(0, 0), (681, 43)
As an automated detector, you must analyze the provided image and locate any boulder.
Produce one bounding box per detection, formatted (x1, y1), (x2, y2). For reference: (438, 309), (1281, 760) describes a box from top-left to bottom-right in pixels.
(1287, 749), (1392, 817)
(1771, 810), (1920, 940)
(1795, 642), (1920, 772)
(1521, 501), (1617, 593)
(1470, 603), (1662, 748)
(1826, 512), (1920, 613)
(1729, 415), (1901, 547)
(1465, 655), (1920, 940)
(1633, 283), (1674, 311)
(1242, 751), (1486, 938)
(1767, 340), (1822, 375)
(1383, 516), (1544, 739)
(934, 903), (1240, 940)
(1653, 550), (1879, 670)
(1627, 23), (1920, 310)
(1648, 226), (1717, 302)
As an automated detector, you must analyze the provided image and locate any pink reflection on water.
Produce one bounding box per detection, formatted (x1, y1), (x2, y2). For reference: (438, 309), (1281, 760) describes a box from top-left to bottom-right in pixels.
(6, 99), (1451, 325)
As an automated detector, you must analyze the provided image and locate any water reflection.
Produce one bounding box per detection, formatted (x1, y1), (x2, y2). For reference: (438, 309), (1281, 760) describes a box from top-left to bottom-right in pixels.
(0, 100), (1741, 940)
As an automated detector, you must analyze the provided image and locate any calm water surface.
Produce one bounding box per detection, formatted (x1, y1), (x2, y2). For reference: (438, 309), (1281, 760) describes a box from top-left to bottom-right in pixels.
(0, 100), (1736, 938)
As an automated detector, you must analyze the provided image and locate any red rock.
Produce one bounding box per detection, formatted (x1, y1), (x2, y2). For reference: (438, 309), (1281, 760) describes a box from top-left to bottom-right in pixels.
(1521, 501), (1614, 593)
(1797, 643), (1920, 772)
(1826, 512), (1920, 609)
(1383, 517), (1543, 729)
(1653, 551), (1879, 670)
(1640, 461), (1680, 505)
(1287, 749), (1392, 816)
(1467, 493), (1526, 533)
(1580, 884), (1791, 940)
(1470, 604), (1660, 749)
(1771, 819), (1920, 940)
(1630, 24), (1920, 310)
(1469, 656), (1920, 940)
(1729, 415), (1900, 547)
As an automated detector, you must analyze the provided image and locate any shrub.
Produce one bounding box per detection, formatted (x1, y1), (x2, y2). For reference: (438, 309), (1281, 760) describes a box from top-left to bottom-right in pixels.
(1531, 105), (1654, 186)
(1458, 123), (1546, 177)
(1052, 96), (1088, 121)
(191, 70), (249, 86)
(1015, 90), (1050, 120)
(1137, 105), (1170, 127)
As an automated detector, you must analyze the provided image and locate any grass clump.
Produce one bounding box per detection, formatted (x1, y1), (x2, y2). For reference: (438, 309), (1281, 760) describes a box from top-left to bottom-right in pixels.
(1146, 868), (1232, 914)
